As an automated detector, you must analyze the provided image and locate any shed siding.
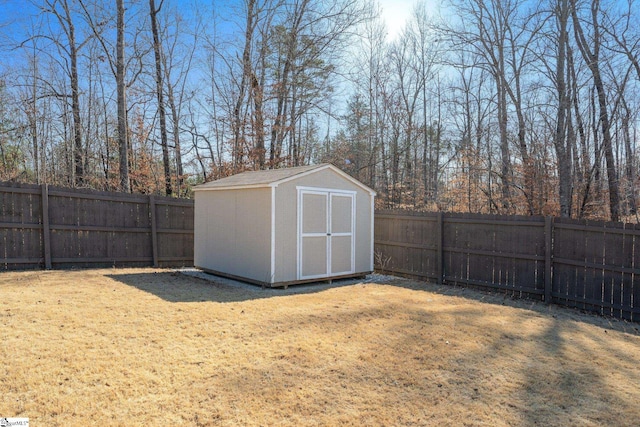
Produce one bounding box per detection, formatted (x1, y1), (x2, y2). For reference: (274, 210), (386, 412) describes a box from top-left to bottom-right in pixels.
(274, 168), (372, 283)
(194, 188), (271, 283)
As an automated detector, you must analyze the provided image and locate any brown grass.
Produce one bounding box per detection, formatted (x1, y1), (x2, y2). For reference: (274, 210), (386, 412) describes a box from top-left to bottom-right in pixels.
(1, 268), (639, 426)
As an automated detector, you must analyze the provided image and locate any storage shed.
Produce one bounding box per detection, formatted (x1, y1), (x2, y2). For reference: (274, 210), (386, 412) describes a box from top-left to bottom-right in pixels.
(193, 164), (376, 287)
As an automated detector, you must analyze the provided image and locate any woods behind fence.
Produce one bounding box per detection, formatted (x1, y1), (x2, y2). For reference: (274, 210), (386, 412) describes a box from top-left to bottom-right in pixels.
(0, 182), (193, 269)
(375, 211), (640, 322)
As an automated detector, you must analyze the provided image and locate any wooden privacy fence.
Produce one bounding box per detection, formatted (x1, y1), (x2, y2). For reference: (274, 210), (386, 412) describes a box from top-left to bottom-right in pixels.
(0, 182), (194, 269)
(375, 211), (640, 322)
(4, 184), (640, 323)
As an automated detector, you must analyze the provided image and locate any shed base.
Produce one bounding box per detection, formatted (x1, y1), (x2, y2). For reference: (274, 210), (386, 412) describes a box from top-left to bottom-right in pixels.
(195, 266), (371, 288)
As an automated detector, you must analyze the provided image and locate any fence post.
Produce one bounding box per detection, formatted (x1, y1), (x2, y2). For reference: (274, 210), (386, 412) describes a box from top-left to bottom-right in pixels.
(437, 211), (443, 285)
(41, 184), (52, 269)
(149, 195), (159, 268)
(544, 216), (553, 303)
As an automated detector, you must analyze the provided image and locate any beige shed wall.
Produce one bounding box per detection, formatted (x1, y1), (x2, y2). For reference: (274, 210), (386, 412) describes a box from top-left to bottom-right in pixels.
(273, 168), (373, 283)
(194, 188), (272, 283)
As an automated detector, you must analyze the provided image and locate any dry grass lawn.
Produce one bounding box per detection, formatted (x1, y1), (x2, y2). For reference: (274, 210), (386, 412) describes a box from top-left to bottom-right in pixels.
(1, 268), (640, 426)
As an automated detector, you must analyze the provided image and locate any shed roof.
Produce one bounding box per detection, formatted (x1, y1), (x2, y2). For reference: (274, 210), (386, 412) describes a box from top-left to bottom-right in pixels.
(194, 163), (375, 195)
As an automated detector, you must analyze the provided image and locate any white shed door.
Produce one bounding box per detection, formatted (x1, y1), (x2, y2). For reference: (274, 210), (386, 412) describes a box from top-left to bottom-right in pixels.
(298, 189), (355, 280)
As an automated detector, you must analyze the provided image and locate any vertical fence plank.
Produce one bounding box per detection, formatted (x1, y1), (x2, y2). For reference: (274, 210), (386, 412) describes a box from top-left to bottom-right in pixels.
(437, 212), (443, 285)
(545, 216), (552, 303)
(622, 224), (634, 321)
(585, 221), (603, 315)
(41, 184), (52, 269)
(150, 195), (158, 268)
(634, 223), (640, 322)
(605, 223), (621, 318)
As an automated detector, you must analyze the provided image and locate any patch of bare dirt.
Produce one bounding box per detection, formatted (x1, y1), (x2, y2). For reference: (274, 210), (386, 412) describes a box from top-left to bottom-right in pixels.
(1, 268), (639, 426)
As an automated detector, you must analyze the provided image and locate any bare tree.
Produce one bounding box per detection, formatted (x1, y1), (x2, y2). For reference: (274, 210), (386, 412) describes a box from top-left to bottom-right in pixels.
(440, 0), (519, 213)
(38, 0), (90, 186)
(116, 0), (129, 192)
(149, 0), (172, 195)
(79, 0), (148, 193)
(570, 0), (620, 221)
(232, 0), (257, 170)
(551, 0), (573, 217)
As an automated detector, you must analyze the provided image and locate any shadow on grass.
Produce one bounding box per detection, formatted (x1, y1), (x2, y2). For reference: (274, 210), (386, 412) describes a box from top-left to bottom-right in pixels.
(108, 269), (640, 335)
(105, 269), (640, 424)
(388, 276), (640, 336)
(106, 270), (371, 303)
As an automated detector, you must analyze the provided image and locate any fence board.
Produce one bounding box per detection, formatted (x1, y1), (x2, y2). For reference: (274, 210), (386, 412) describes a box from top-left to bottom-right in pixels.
(619, 224), (635, 318)
(441, 213), (545, 298)
(603, 223), (619, 317)
(633, 223), (640, 321)
(0, 185), (44, 269)
(443, 218), (465, 284)
(550, 218), (640, 320)
(154, 198), (194, 267)
(553, 218), (579, 309)
(586, 221), (605, 315)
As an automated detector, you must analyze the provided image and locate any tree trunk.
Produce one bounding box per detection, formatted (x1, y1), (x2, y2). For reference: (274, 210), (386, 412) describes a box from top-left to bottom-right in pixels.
(234, 0), (255, 171)
(554, 0), (573, 217)
(497, 75), (511, 213)
(52, 0), (84, 186)
(149, 0), (172, 196)
(251, 70), (265, 169)
(28, 52), (40, 184)
(621, 100), (637, 215)
(69, 22), (83, 187)
(269, 51), (292, 167)
(166, 82), (184, 195)
(117, 0), (130, 192)
(571, 0), (620, 221)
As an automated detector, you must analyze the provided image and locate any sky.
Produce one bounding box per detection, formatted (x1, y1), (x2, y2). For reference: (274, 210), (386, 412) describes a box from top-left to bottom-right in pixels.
(378, 0), (439, 40)
(0, 0), (432, 43)
(379, 0), (415, 39)
(0, 0), (435, 89)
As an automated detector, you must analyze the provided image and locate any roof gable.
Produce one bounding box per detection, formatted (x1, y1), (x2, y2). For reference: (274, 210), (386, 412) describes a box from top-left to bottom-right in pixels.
(194, 163), (376, 195)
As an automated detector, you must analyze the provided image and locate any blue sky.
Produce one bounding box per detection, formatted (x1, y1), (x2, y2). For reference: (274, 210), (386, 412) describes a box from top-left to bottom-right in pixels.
(0, 0), (430, 43)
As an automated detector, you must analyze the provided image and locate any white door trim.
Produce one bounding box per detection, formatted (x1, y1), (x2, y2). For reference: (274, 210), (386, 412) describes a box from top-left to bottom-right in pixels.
(270, 186), (276, 284)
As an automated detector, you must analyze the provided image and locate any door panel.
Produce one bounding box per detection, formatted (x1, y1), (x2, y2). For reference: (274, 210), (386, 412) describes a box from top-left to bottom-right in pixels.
(331, 195), (352, 234)
(330, 235), (352, 275)
(299, 191), (329, 279)
(329, 193), (354, 275)
(301, 236), (328, 277)
(298, 189), (355, 280)
(302, 193), (327, 233)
